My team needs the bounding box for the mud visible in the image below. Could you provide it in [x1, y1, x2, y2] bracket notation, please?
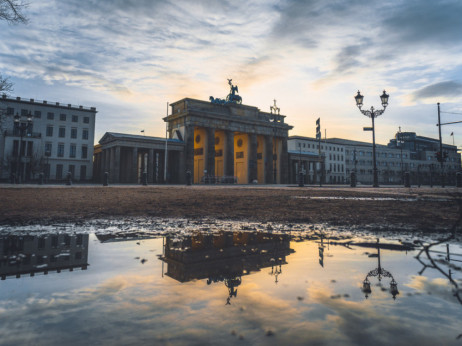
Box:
[0, 185, 460, 231]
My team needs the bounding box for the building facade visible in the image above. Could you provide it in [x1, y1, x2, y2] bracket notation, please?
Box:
[0, 95, 97, 182]
[330, 134, 460, 185]
[288, 136, 344, 184]
[93, 133, 184, 184]
[166, 97, 292, 184]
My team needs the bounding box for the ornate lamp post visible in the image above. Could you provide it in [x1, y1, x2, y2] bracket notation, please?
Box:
[354, 90, 389, 187]
[13, 111, 33, 184]
[361, 238, 399, 300]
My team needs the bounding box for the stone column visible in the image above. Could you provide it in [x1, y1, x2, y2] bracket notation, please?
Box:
[265, 136, 274, 184]
[206, 127, 215, 178]
[280, 137, 289, 184]
[148, 149, 154, 183]
[225, 130, 234, 178]
[132, 147, 138, 183]
[114, 146, 121, 183]
[185, 125, 195, 183]
[101, 149, 107, 179]
[248, 133, 257, 183]
[109, 147, 115, 182]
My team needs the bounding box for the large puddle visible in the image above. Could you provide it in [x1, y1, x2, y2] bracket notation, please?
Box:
[0, 220, 461, 345]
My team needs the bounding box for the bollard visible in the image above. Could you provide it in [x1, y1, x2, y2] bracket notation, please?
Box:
[66, 171, 72, 186]
[142, 172, 148, 186]
[38, 173, 44, 185]
[457, 172, 462, 188]
[186, 170, 191, 186]
[103, 172, 109, 186]
[350, 171, 357, 187]
[404, 172, 410, 187]
[298, 171, 304, 187]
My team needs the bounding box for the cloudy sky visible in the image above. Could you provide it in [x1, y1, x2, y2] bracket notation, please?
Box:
[1, 0, 462, 146]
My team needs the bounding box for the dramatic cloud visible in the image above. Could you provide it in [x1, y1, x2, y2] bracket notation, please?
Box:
[411, 81, 462, 101]
[1, 0, 462, 144]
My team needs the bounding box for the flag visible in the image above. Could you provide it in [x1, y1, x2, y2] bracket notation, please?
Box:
[141, 130, 145, 133]
[450, 132, 454, 136]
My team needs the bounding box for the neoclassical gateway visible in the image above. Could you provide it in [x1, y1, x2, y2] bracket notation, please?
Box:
[94, 81, 294, 184]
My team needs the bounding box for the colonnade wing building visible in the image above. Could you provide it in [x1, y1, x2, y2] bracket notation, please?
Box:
[94, 97, 293, 184]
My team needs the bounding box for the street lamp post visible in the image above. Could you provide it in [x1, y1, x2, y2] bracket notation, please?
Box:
[355, 90, 389, 187]
[13, 112, 33, 184]
[397, 127, 404, 184]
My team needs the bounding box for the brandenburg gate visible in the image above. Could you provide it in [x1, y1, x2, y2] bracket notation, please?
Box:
[166, 80, 293, 184]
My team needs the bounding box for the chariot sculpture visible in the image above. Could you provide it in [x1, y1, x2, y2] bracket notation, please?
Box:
[210, 79, 242, 105]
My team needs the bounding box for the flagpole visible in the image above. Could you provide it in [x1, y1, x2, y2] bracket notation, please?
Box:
[164, 102, 169, 184]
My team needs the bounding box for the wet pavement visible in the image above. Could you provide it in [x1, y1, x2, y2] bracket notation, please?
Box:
[0, 219, 461, 345]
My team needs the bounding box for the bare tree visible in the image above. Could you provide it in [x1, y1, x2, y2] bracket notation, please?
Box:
[1, 1, 28, 94]
[0, 0, 28, 24]
[0, 73, 13, 94]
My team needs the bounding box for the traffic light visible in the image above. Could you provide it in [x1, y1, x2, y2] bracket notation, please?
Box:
[316, 118, 321, 140]
[435, 152, 442, 162]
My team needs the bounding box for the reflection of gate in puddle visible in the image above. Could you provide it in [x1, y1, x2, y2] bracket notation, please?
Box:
[160, 232, 294, 304]
[0, 234, 89, 281]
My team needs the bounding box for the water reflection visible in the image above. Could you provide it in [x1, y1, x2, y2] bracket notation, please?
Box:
[161, 232, 294, 304]
[361, 239, 399, 300]
[0, 226, 461, 345]
[0, 233, 89, 280]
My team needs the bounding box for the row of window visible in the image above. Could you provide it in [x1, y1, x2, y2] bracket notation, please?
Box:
[46, 126, 89, 140]
[329, 154, 344, 161]
[329, 163, 344, 173]
[53, 164, 87, 180]
[6, 107, 90, 123]
[348, 150, 408, 159]
[298, 142, 344, 152]
[44, 142, 88, 159]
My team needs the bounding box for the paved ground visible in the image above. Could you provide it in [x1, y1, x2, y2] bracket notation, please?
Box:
[0, 184, 461, 231]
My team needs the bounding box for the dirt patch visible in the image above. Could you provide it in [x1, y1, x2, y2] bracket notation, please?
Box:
[0, 185, 461, 231]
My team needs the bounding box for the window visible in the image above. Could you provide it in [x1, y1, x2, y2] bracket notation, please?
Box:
[21, 109, 28, 116]
[60, 113, 66, 121]
[68, 165, 75, 177]
[83, 116, 89, 123]
[26, 141, 33, 157]
[56, 164, 63, 179]
[45, 142, 52, 155]
[70, 144, 76, 158]
[59, 127, 65, 138]
[82, 129, 89, 140]
[76, 234, 83, 246]
[81, 145, 88, 159]
[34, 110, 41, 118]
[47, 112, 54, 120]
[71, 128, 77, 139]
[57, 144, 64, 157]
[6, 107, 14, 115]
[46, 126, 53, 137]
[80, 165, 86, 181]
[72, 115, 78, 122]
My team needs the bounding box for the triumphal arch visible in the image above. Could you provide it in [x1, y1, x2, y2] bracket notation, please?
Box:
[166, 80, 293, 184]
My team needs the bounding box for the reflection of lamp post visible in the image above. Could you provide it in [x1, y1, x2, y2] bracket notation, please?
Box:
[269, 261, 282, 283]
[13, 112, 33, 184]
[355, 90, 389, 187]
[361, 238, 399, 300]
